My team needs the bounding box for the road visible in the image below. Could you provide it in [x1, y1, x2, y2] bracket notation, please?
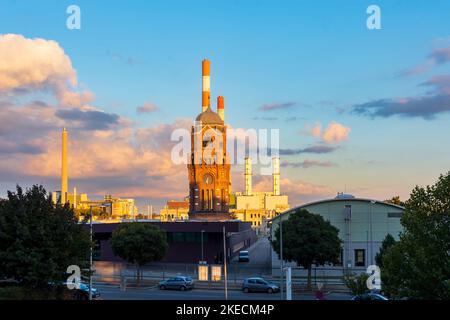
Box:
[240, 236, 271, 266]
[95, 284, 352, 300]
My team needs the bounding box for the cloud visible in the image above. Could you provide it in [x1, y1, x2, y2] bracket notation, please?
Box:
[252, 175, 334, 206]
[259, 102, 295, 111]
[137, 102, 159, 114]
[356, 52, 450, 120]
[0, 34, 91, 108]
[303, 121, 350, 144]
[0, 34, 75, 91]
[285, 116, 301, 122]
[281, 160, 337, 169]
[0, 140, 44, 155]
[309, 123, 322, 137]
[400, 46, 450, 76]
[55, 109, 120, 130]
[0, 34, 194, 206]
[352, 94, 450, 119]
[279, 145, 339, 155]
[322, 122, 351, 143]
[252, 116, 279, 121]
[420, 75, 450, 95]
[429, 47, 450, 64]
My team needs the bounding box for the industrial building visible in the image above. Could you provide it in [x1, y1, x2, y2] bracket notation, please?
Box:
[52, 127, 139, 220]
[159, 199, 190, 221]
[270, 194, 404, 276]
[90, 220, 256, 263]
[230, 157, 289, 229]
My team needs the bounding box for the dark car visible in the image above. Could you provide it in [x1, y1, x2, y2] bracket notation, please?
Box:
[351, 293, 388, 301]
[50, 281, 101, 300]
[242, 277, 279, 293]
[238, 251, 249, 262]
[159, 276, 194, 291]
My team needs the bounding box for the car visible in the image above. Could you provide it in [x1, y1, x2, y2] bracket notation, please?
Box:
[62, 281, 101, 300]
[238, 251, 249, 262]
[242, 277, 279, 293]
[159, 276, 194, 291]
[50, 281, 101, 300]
[351, 292, 388, 301]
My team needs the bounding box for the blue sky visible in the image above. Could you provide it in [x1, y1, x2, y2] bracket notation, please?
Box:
[1, 0, 450, 209]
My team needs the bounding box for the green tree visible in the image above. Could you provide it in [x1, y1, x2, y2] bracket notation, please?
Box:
[384, 196, 405, 207]
[0, 185, 91, 288]
[343, 272, 370, 295]
[374, 234, 396, 269]
[272, 209, 342, 289]
[381, 172, 450, 299]
[110, 223, 168, 286]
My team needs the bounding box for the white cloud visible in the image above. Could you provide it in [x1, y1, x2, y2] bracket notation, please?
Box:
[304, 121, 351, 144]
[322, 121, 351, 143]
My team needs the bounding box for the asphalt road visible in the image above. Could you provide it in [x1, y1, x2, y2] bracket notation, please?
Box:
[95, 284, 352, 300]
[235, 236, 271, 266]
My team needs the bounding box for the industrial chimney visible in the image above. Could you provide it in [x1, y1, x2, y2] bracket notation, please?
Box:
[217, 96, 224, 121]
[202, 59, 210, 112]
[245, 157, 252, 196]
[73, 186, 77, 209]
[61, 127, 68, 204]
[272, 157, 280, 196]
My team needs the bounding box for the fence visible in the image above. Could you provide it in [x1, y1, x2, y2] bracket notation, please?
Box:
[92, 261, 356, 291]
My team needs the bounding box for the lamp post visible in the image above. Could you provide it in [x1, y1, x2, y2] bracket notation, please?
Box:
[223, 226, 228, 300]
[201, 230, 205, 262]
[88, 203, 106, 301]
[89, 206, 93, 301]
[280, 217, 283, 300]
[370, 201, 375, 265]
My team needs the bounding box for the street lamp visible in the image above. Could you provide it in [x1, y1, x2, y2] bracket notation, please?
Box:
[89, 205, 93, 301]
[223, 226, 228, 300]
[280, 217, 284, 300]
[88, 203, 107, 301]
[201, 230, 205, 263]
[370, 201, 375, 265]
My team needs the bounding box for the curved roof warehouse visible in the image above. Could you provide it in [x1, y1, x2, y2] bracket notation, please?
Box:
[270, 195, 404, 275]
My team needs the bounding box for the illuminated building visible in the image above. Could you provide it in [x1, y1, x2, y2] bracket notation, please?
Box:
[187, 59, 231, 220]
[159, 200, 190, 221]
[231, 157, 290, 229]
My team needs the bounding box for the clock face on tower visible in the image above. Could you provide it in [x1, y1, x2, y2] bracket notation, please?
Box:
[203, 174, 213, 185]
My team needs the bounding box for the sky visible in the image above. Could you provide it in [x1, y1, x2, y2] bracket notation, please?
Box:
[1, 0, 450, 212]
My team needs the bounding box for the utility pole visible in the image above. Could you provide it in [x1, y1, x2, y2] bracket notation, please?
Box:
[280, 218, 283, 300]
[89, 206, 93, 301]
[201, 230, 205, 262]
[223, 226, 228, 300]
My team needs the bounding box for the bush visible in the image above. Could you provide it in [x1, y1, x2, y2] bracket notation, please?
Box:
[343, 272, 370, 296]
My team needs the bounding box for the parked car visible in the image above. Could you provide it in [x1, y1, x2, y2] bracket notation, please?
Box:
[242, 277, 279, 293]
[238, 250, 249, 262]
[351, 292, 388, 301]
[50, 281, 100, 300]
[159, 276, 194, 291]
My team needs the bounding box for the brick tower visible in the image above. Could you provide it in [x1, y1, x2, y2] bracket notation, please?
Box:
[187, 59, 231, 220]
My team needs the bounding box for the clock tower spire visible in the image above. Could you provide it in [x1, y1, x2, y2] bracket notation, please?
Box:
[187, 60, 231, 218]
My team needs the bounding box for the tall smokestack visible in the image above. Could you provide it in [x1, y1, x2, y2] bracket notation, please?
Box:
[272, 157, 280, 196]
[245, 157, 252, 196]
[61, 127, 68, 204]
[202, 59, 210, 112]
[217, 96, 224, 121]
[73, 186, 77, 209]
